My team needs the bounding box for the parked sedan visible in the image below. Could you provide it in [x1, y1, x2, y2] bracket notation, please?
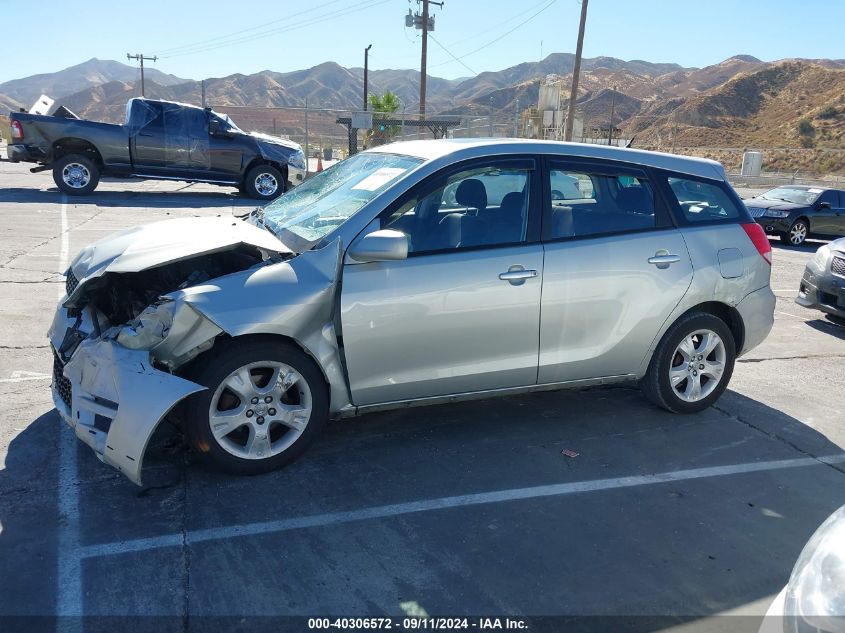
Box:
[796, 237, 845, 323]
[49, 139, 775, 485]
[746, 185, 845, 246]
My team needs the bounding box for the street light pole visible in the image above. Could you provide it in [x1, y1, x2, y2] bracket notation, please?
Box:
[363, 44, 373, 111]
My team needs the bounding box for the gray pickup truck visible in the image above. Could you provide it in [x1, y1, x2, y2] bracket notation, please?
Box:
[7, 98, 306, 199]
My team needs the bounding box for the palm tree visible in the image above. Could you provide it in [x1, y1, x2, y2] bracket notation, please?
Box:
[367, 90, 401, 147]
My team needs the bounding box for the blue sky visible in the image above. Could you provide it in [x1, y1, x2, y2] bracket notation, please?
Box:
[3, 0, 845, 83]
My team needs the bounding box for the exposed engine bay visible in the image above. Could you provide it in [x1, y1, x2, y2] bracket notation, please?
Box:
[69, 245, 268, 325]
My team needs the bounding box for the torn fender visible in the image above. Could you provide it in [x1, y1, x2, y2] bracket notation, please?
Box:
[170, 239, 352, 412]
[62, 338, 205, 485]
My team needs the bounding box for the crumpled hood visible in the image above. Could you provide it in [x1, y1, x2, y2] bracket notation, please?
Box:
[249, 131, 302, 151]
[745, 198, 806, 211]
[67, 216, 290, 293]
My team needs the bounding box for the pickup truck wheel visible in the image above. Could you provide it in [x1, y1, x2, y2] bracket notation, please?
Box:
[244, 164, 284, 200]
[53, 154, 99, 195]
[184, 339, 328, 476]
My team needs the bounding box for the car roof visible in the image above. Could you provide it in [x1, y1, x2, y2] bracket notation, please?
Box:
[775, 185, 839, 192]
[369, 138, 727, 180]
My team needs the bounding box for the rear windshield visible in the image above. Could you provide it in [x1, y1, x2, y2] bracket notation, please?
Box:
[666, 176, 744, 223]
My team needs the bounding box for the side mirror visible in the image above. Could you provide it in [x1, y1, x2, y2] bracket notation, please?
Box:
[348, 229, 408, 263]
[209, 119, 232, 138]
[817, 201, 832, 209]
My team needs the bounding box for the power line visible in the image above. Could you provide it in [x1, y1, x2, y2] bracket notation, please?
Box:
[157, 0, 393, 59]
[153, 0, 351, 56]
[428, 0, 557, 69]
[428, 34, 477, 76]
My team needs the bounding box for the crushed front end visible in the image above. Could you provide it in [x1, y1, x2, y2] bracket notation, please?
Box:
[48, 216, 292, 485]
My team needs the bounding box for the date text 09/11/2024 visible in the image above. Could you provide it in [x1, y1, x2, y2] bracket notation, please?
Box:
[307, 617, 529, 630]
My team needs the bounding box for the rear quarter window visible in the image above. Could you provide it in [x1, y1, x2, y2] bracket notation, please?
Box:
[666, 176, 745, 223]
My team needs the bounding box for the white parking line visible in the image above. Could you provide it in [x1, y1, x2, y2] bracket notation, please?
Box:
[80, 453, 845, 560]
[55, 195, 83, 627]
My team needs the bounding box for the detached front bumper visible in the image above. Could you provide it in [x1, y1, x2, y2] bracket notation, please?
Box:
[796, 267, 845, 319]
[49, 309, 205, 485]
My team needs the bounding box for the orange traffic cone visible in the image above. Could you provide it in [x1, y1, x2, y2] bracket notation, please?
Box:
[316, 155, 323, 172]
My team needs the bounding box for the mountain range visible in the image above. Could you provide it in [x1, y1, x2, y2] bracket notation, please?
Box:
[2, 55, 844, 173]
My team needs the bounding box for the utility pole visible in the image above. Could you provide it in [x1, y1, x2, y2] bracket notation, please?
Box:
[513, 95, 519, 137]
[126, 53, 157, 97]
[563, 0, 588, 142]
[304, 96, 309, 177]
[420, 0, 430, 118]
[607, 86, 617, 146]
[407, 0, 443, 118]
[363, 44, 373, 111]
[201, 79, 206, 108]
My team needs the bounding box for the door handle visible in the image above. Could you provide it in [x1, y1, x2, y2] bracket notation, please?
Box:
[137, 132, 154, 137]
[499, 269, 538, 284]
[647, 253, 681, 269]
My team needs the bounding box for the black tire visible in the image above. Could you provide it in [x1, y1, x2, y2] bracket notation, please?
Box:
[244, 164, 285, 200]
[639, 312, 736, 414]
[53, 154, 100, 196]
[781, 218, 809, 246]
[183, 338, 328, 476]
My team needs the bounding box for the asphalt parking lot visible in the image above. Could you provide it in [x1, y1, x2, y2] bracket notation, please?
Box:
[0, 159, 844, 633]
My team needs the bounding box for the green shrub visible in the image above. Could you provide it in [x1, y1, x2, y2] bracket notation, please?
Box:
[798, 119, 815, 136]
[818, 106, 839, 119]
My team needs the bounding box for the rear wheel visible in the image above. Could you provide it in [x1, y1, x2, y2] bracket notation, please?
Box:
[53, 154, 100, 196]
[640, 312, 736, 414]
[781, 218, 809, 246]
[184, 339, 328, 476]
[244, 164, 284, 200]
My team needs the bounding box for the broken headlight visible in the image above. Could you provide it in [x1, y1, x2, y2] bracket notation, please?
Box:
[115, 300, 176, 350]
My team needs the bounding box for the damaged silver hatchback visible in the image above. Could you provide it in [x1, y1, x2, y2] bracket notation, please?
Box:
[50, 139, 776, 485]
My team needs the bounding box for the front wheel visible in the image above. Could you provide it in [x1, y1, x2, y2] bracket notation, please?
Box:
[640, 312, 736, 414]
[244, 164, 285, 200]
[184, 339, 328, 476]
[781, 219, 809, 246]
[53, 154, 100, 196]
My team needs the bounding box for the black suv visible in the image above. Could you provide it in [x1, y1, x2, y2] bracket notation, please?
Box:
[745, 185, 845, 246]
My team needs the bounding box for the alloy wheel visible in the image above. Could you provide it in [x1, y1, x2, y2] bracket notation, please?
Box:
[789, 222, 808, 245]
[208, 361, 312, 460]
[668, 329, 727, 403]
[254, 172, 278, 197]
[62, 163, 91, 189]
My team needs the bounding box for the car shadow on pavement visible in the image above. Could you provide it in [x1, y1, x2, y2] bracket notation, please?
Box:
[0, 187, 260, 209]
[805, 317, 845, 340]
[0, 387, 844, 631]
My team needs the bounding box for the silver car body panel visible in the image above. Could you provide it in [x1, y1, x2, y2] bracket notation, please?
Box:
[341, 244, 544, 405]
[48, 139, 774, 485]
[171, 240, 351, 414]
[539, 229, 694, 383]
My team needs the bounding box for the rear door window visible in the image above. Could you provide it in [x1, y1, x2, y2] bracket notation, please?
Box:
[545, 166, 656, 239]
[666, 176, 744, 223]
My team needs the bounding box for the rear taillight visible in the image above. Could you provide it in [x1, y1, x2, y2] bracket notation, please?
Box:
[10, 120, 23, 140]
[741, 222, 772, 265]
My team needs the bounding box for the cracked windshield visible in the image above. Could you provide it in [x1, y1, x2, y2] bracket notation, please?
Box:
[262, 152, 421, 247]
